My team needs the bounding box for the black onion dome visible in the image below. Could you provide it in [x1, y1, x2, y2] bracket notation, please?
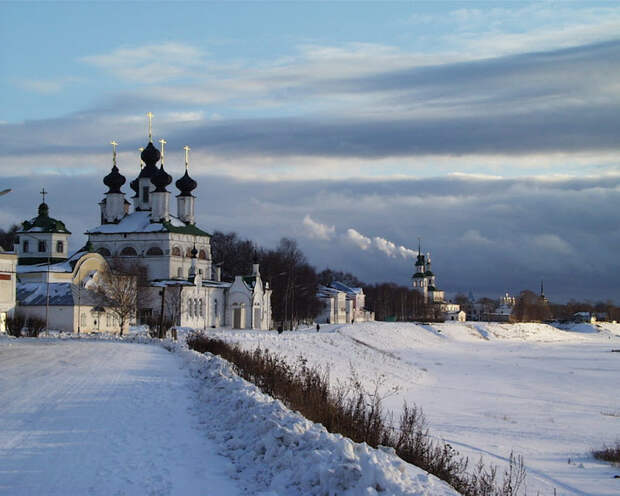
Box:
[129, 177, 139, 196]
[151, 165, 172, 192]
[138, 142, 161, 178]
[103, 165, 126, 194]
[175, 169, 197, 196]
[191, 245, 198, 258]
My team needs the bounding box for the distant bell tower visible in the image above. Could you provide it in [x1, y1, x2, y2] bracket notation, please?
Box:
[412, 238, 428, 303]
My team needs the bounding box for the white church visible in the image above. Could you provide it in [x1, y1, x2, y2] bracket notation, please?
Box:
[14, 117, 272, 333]
[412, 244, 465, 322]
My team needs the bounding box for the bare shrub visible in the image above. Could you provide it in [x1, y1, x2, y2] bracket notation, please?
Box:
[187, 334, 528, 496]
[5, 314, 25, 337]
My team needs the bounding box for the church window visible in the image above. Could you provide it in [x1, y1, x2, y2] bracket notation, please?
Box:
[142, 186, 149, 203]
[38, 241, 46, 252]
[186, 248, 192, 257]
[56, 241, 64, 253]
[214, 299, 218, 318]
[198, 250, 207, 260]
[97, 247, 111, 256]
[23, 240, 29, 253]
[177, 267, 183, 278]
[199, 299, 203, 317]
[188, 299, 194, 318]
[172, 246, 181, 256]
[146, 246, 163, 256]
[120, 246, 137, 256]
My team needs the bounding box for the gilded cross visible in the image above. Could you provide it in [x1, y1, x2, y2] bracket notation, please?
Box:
[138, 147, 144, 168]
[40, 187, 47, 203]
[110, 140, 119, 167]
[147, 112, 154, 142]
[184, 145, 190, 170]
[159, 138, 167, 165]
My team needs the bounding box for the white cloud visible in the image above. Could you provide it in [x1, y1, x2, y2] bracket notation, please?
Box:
[373, 236, 398, 257]
[81, 42, 206, 83]
[302, 215, 335, 240]
[18, 77, 79, 94]
[531, 234, 574, 255]
[344, 228, 372, 250]
[342, 228, 417, 260]
[461, 229, 493, 245]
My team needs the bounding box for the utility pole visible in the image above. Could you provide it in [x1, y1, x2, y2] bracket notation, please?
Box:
[158, 285, 166, 339]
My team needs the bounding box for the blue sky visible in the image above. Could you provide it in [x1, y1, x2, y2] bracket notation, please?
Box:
[1, 1, 620, 301]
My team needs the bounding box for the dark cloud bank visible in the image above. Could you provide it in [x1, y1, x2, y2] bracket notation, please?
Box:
[2, 40, 620, 159]
[3, 173, 619, 303]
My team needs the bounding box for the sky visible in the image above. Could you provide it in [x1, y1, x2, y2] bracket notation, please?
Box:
[1, 1, 619, 302]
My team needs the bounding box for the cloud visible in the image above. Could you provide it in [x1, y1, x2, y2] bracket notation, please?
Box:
[302, 215, 335, 240]
[531, 234, 574, 255]
[461, 229, 493, 245]
[3, 172, 620, 302]
[344, 228, 372, 250]
[81, 42, 206, 83]
[342, 229, 418, 260]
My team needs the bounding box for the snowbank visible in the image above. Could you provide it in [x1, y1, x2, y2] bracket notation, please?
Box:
[173, 341, 460, 496]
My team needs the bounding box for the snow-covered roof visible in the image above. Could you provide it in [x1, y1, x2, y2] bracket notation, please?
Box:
[17, 282, 102, 306]
[87, 211, 210, 237]
[331, 281, 363, 295]
[16, 249, 93, 274]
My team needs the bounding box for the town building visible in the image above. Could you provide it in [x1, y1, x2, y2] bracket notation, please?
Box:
[10, 116, 272, 334]
[0, 251, 17, 332]
[13, 196, 121, 333]
[317, 281, 374, 324]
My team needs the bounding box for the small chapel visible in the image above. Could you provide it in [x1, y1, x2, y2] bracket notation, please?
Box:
[14, 114, 272, 333]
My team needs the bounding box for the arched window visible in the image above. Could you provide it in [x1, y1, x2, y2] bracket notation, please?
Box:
[198, 249, 207, 260]
[188, 299, 194, 318]
[97, 247, 111, 256]
[146, 246, 163, 256]
[199, 299, 203, 317]
[171, 246, 181, 256]
[214, 299, 218, 318]
[186, 248, 192, 257]
[120, 246, 137, 256]
[177, 267, 183, 278]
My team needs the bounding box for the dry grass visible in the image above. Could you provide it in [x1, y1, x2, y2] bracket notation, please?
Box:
[187, 333, 528, 496]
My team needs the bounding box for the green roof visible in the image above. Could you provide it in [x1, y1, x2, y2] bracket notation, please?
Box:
[424, 270, 434, 276]
[20, 203, 71, 235]
[161, 220, 210, 237]
[412, 272, 424, 279]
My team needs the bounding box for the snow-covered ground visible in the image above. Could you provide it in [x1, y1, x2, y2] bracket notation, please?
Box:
[205, 321, 620, 496]
[0, 335, 460, 495]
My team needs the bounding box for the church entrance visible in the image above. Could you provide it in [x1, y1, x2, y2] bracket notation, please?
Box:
[233, 308, 242, 329]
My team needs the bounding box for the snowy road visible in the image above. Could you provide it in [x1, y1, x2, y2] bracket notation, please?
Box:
[0, 339, 241, 496]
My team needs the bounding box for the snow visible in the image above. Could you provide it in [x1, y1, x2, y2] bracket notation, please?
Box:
[0, 335, 460, 495]
[206, 321, 620, 496]
[87, 210, 186, 234]
[0, 339, 242, 496]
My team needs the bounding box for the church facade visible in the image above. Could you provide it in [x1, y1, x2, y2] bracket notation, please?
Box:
[85, 123, 272, 331]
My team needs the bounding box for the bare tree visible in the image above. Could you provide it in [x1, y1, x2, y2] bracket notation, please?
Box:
[96, 263, 138, 336]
